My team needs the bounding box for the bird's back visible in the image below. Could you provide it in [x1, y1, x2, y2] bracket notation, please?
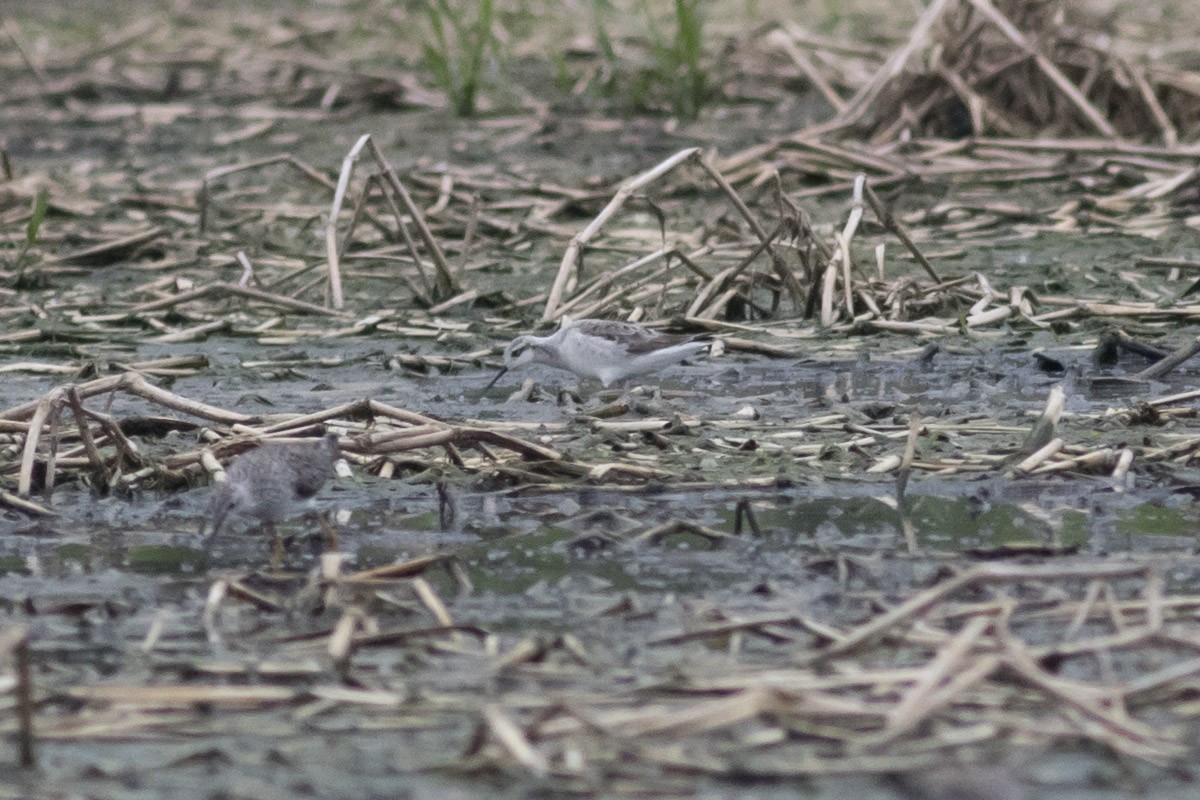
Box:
[221, 436, 337, 518]
[561, 320, 710, 385]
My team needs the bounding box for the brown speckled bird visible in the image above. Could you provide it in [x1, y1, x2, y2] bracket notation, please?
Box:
[201, 434, 339, 551]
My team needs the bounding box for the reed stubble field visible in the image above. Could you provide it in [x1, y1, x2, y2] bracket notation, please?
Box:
[3, 0, 1200, 797]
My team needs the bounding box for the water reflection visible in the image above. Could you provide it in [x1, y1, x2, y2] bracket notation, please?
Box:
[0, 480, 1193, 587]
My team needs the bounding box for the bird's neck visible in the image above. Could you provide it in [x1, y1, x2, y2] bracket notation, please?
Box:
[530, 333, 566, 368]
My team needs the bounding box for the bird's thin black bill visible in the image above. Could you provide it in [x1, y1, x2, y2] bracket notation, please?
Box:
[484, 366, 508, 390]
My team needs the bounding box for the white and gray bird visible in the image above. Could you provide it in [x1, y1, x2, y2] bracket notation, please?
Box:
[486, 317, 715, 389]
[201, 433, 340, 551]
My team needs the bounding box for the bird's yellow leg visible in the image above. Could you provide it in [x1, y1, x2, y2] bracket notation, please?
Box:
[269, 523, 284, 571]
[321, 512, 340, 552]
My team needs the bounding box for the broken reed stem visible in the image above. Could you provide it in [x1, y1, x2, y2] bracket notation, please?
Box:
[17, 391, 59, 496]
[820, 255, 838, 326]
[255, 400, 379, 434]
[1111, 448, 1135, 483]
[831, 0, 954, 129]
[366, 137, 458, 299]
[234, 250, 257, 288]
[374, 172, 436, 300]
[204, 153, 336, 192]
[1010, 437, 1065, 474]
[995, 619, 1175, 760]
[359, 423, 449, 450]
[895, 409, 922, 499]
[839, 232, 854, 321]
[411, 577, 455, 628]
[1028, 447, 1115, 475]
[1114, 330, 1169, 362]
[821, 176, 864, 326]
[570, 265, 677, 320]
[459, 194, 480, 278]
[201, 153, 337, 234]
[707, 171, 806, 307]
[543, 146, 702, 321]
[819, 561, 1154, 659]
[326, 133, 372, 309]
[64, 386, 105, 476]
[872, 613, 994, 746]
[0, 492, 53, 517]
[366, 399, 444, 427]
[698, 154, 769, 241]
[351, 418, 560, 462]
[123, 373, 253, 425]
[337, 172, 382, 267]
[555, 247, 674, 318]
[345, 553, 453, 582]
[482, 704, 550, 776]
[43, 401, 61, 503]
[1018, 385, 1065, 455]
[129, 281, 345, 317]
[689, 224, 784, 318]
[1124, 59, 1177, 147]
[770, 24, 846, 112]
[3, 20, 47, 87]
[966, 0, 1117, 138]
[222, 282, 343, 316]
[863, 179, 941, 282]
[1134, 335, 1200, 381]
[80, 408, 141, 469]
[328, 608, 360, 667]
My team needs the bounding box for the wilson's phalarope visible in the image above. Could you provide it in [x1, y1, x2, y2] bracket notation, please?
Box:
[486, 318, 714, 388]
[201, 433, 340, 550]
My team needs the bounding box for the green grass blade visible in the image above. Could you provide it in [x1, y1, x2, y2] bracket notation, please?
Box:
[25, 188, 49, 244]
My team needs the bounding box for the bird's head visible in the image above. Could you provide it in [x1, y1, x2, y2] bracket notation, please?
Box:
[202, 479, 250, 541]
[485, 333, 546, 390]
[502, 335, 539, 369]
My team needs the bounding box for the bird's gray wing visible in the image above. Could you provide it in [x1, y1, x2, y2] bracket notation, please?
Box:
[571, 319, 699, 355]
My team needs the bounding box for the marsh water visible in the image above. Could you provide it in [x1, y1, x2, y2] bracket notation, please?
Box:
[6, 1, 1200, 797]
[5, 320, 1200, 798]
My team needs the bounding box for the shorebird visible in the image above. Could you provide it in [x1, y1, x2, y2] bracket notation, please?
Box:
[200, 433, 340, 554]
[486, 317, 714, 389]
